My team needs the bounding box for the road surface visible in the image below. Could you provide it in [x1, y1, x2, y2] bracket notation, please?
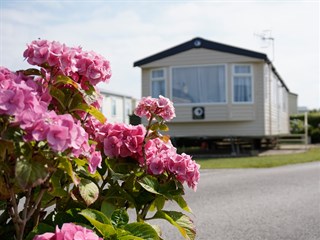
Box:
[150, 162, 320, 240]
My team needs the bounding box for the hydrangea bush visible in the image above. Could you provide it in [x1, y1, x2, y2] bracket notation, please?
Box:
[0, 40, 200, 240]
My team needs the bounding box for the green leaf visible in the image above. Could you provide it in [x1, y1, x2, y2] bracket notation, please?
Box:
[158, 180, 184, 198]
[55, 75, 79, 89]
[17, 142, 32, 160]
[58, 157, 80, 186]
[53, 208, 85, 226]
[172, 195, 192, 213]
[22, 68, 42, 76]
[150, 123, 159, 131]
[101, 200, 117, 219]
[79, 179, 99, 206]
[150, 196, 165, 212]
[124, 222, 160, 240]
[49, 170, 68, 197]
[25, 223, 55, 240]
[117, 235, 144, 240]
[159, 123, 169, 131]
[116, 229, 144, 240]
[111, 209, 129, 228]
[138, 176, 160, 195]
[71, 103, 106, 124]
[80, 208, 112, 225]
[73, 158, 87, 167]
[50, 86, 66, 110]
[15, 158, 49, 189]
[80, 209, 115, 238]
[152, 210, 196, 240]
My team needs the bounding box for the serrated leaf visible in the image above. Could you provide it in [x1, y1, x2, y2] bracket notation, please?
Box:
[50, 86, 66, 109]
[15, 158, 49, 189]
[116, 229, 144, 240]
[80, 209, 115, 238]
[22, 68, 42, 76]
[138, 176, 160, 195]
[150, 196, 165, 212]
[124, 222, 160, 240]
[152, 210, 196, 240]
[111, 209, 129, 228]
[79, 179, 99, 206]
[71, 103, 106, 124]
[150, 123, 159, 131]
[73, 158, 87, 167]
[159, 123, 169, 131]
[49, 170, 68, 197]
[117, 235, 144, 240]
[158, 180, 183, 198]
[55, 75, 79, 89]
[58, 157, 80, 186]
[80, 208, 112, 224]
[101, 200, 117, 219]
[172, 195, 192, 213]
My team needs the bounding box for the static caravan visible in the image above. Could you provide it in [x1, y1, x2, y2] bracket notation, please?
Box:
[134, 37, 297, 151]
[100, 90, 137, 124]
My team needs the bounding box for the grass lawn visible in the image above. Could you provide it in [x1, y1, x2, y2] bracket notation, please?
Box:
[195, 147, 320, 169]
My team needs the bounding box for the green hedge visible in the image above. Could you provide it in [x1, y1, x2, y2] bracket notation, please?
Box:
[290, 113, 320, 143]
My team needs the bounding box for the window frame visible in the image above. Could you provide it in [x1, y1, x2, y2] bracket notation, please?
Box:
[111, 98, 117, 117]
[169, 64, 228, 106]
[232, 64, 254, 104]
[150, 68, 166, 98]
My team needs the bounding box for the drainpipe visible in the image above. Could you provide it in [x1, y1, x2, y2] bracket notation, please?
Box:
[304, 112, 308, 148]
[122, 96, 126, 123]
[268, 63, 272, 136]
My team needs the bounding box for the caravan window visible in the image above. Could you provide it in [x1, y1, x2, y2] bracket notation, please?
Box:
[151, 69, 165, 98]
[232, 65, 253, 103]
[172, 65, 226, 104]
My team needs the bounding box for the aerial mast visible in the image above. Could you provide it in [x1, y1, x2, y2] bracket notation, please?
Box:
[255, 30, 275, 62]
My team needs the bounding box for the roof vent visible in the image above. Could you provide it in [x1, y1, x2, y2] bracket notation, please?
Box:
[194, 39, 202, 47]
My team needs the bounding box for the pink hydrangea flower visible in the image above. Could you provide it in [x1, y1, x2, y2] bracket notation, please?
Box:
[168, 153, 200, 191]
[134, 96, 175, 121]
[149, 156, 165, 175]
[0, 70, 49, 123]
[155, 95, 176, 121]
[76, 51, 112, 86]
[0, 88, 25, 115]
[0, 67, 16, 89]
[23, 39, 112, 86]
[144, 138, 176, 174]
[88, 149, 102, 174]
[23, 39, 51, 66]
[144, 138, 200, 191]
[102, 123, 146, 159]
[33, 222, 102, 240]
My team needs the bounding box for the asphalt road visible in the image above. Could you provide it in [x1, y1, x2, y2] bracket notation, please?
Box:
[150, 162, 320, 240]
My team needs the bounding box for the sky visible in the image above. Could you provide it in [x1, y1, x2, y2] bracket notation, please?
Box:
[1, 0, 319, 110]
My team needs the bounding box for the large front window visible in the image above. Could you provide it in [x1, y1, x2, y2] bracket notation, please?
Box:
[172, 65, 226, 104]
[233, 65, 253, 103]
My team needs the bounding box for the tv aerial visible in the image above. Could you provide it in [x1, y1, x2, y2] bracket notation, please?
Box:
[254, 30, 275, 62]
